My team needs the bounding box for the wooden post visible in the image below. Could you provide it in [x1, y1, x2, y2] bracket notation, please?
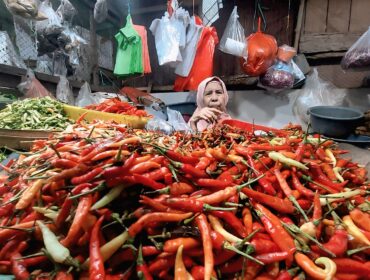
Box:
[294, 0, 305, 50]
[90, 10, 99, 86]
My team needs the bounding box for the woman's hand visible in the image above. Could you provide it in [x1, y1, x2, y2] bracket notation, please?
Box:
[189, 107, 223, 131]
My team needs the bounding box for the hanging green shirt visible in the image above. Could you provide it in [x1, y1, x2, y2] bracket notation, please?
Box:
[114, 15, 143, 77]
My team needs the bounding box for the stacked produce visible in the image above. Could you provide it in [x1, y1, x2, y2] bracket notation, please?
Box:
[0, 97, 72, 130]
[85, 98, 150, 117]
[0, 121, 368, 279]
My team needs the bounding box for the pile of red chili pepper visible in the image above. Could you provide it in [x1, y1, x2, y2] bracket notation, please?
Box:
[0, 121, 369, 280]
[84, 98, 150, 117]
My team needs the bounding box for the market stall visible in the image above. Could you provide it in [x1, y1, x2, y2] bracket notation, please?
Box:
[0, 0, 369, 279]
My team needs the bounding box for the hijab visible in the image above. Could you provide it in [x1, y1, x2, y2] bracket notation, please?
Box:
[191, 76, 231, 131]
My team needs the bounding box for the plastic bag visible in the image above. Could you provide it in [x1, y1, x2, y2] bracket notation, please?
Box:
[174, 16, 219, 91]
[146, 108, 191, 134]
[56, 76, 74, 105]
[94, 0, 108, 23]
[240, 19, 277, 76]
[75, 82, 95, 107]
[56, 0, 76, 23]
[219, 6, 246, 57]
[36, 0, 62, 34]
[17, 69, 54, 98]
[260, 61, 295, 90]
[341, 26, 370, 71]
[3, 0, 47, 20]
[291, 68, 345, 124]
[150, 8, 190, 66]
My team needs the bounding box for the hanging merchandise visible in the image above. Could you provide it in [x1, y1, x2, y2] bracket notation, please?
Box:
[291, 68, 345, 124]
[35, 0, 62, 34]
[259, 45, 297, 91]
[240, 18, 277, 76]
[175, 16, 203, 77]
[219, 6, 246, 57]
[3, 0, 47, 20]
[56, 0, 77, 23]
[150, 7, 190, 66]
[133, 24, 152, 74]
[94, 0, 108, 23]
[341, 26, 370, 71]
[174, 16, 219, 91]
[75, 82, 94, 107]
[17, 69, 54, 98]
[200, 0, 223, 27]
[56, 75, 74, 105]
[114, 15, 143, 77]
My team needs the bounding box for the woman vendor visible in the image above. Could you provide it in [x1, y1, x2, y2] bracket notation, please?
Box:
[188, 76, 231, 131]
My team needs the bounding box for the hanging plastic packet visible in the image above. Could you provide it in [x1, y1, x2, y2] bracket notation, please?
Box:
[219, 6, 246, 58]
[36, 0, 62, 34]
[3, 0, 47, 20]
[17, 69, 54, 98]
[341, 26, 370, 71]
[56, 0, 77, 23]
[94, 0, 108, 23]
[56, 75, 74, 105]
[259, 45, 297, 91]
[240, 18, 277, 76]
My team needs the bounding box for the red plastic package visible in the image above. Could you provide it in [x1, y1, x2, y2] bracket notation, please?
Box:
[240, 18, 277, 76]
[174, 16, 219, 92]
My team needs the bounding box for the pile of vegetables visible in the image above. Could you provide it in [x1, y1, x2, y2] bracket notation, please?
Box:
[0, 121, 368, 279]
[0, 92, 17, 103]
[0, 97, 72, 130]
[85, 98, 150, 117]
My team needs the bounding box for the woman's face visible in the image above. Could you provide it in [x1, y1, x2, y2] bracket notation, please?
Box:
[203, 81, 225, 110]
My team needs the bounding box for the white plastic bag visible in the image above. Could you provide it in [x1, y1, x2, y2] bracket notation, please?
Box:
[35, 0, 62, 34]
[94, 0, 108, 23]
[56, 0, 77, 23]
[291, 68, 345, 124]
[219, 6, 246, 57]
[17, 69, 54, 98]
[75, 82, 95, 107]
[145, 108, 191, 134]
[150, 9, 190, 66]
[56, 76, 74, 105]
[341, 26, 370, 71]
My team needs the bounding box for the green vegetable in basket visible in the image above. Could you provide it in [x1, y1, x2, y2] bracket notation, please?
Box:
[0, 97, 73, 130]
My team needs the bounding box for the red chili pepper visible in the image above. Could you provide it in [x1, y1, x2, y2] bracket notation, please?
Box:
[241, 188, 295, 214]
[312, 192, 323, 238]
[311, 228, 348, 257]
[22, 255, 48, 267]
[49, 163, 89, 184]
[165, 150, 199, 164]
[242, 207, 253, 235]
[136, 245, 153, 280]
[133, 174, 165, 190]
[291, 172, 314, 198]
[210, 230, 226, 250]
[210, 210, 247, 238]
[142, 167, 170, 181]
[128, 212, 192, 237]
[172, 162, 207, 178]
[213, 249, 236, 265]
[139, 195, 172, 213]
[248, 143, 291, 151]
[250, 238, 281, 254]
[321, 163, 337, 181]
[129, 161, 161, 174]
[51, 159, 78, 169]
[164, 173, 173, 185]
[61, 194, 93, 247]
[310, 165, 348, 191]
[297, 199, 311, 210]
[103, 152, 138, 179]
[333, 258, 370, 277]
[148, 255, 193, 274]
[336, 158, 349, 168]
[164, 197, 204, 212]
[195, 157, 212, 170]
[11, 253, 29, 280]
[55, 271, 74, 280]
[315, 147, 330, 162]
[255, 251, 289, 264]
[190, 189, 212, 197]
[168, 182, 195, 196]
[195, 214, 213, 280]
[89, 216, 105, 280]
[71, 167, 103, 185]
[246, 154, 276, 195]
[196, 178, 231, 191]
[254, 203, 296, 267]
[350, 208, 370, 232]
[163, 237, 201, 253]
[334, 273, 360, 280]
[0, 239, 19, 259]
